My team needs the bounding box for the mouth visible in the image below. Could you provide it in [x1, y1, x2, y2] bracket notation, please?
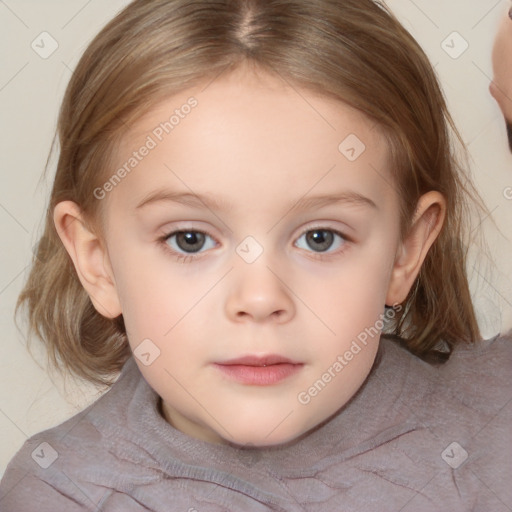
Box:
[213, 355, 304, 386]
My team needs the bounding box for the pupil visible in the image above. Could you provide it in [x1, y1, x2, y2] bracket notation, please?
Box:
[176, 232, 205, 253]
[307, 230, 333, 252]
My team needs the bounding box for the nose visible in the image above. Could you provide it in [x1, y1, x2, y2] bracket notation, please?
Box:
[225, 261, 296, 324]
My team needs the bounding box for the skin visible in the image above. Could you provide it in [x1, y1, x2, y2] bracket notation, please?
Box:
[54, 66, 445, 447]
[490, 4, 512, 150]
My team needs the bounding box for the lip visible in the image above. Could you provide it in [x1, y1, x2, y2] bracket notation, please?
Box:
[214, 354, 303, 386]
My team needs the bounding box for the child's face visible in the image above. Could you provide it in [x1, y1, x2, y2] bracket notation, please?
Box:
[102, 68, 404, 446]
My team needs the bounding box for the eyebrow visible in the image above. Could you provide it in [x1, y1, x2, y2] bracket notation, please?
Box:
[135, 189, 378, 212]
[136, 190, 227, 212]
[294, 192, 378, 210]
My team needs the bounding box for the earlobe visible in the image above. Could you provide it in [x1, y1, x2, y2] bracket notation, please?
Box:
[53, 201, 122, 319]
[386, 191, 446, 306]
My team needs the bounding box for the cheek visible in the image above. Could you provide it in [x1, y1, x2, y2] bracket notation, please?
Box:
[109, 244, 205, 343]
[493, 25, 512, 85]
[294, 255, 394, 416]
[306, 244, 396, 326]
[110, 220, 398, 349]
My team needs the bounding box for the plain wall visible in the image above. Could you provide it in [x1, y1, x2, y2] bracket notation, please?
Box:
[1, 0, 511, 477]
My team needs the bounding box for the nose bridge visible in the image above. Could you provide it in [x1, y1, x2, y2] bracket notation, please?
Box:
[225, 246, 295, 323]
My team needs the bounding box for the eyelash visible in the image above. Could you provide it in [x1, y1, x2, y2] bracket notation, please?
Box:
[157, 227, 350, 263]
[173, 253, 198, 264]
[157, 229, 214, 264]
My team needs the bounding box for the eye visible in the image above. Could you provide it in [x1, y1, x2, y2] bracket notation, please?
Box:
[295, 229, 346, 253]
[165, 230, 216, 254]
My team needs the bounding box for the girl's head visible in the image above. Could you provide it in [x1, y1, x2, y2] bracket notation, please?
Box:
[19, 0, 481, 446]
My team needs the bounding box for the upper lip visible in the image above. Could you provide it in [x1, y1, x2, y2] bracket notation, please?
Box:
[216, 355, 301, 366]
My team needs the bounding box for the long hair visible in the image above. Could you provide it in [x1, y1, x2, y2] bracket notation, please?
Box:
[17, 0, 482, 385]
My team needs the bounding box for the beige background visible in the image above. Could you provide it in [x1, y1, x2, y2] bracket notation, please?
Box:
[0, 0, 511, 476]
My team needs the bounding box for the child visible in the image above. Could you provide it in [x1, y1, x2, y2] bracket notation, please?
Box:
[1, 0, 511, 510]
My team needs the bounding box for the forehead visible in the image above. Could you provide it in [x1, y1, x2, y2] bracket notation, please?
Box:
[110, 68, 396, 212]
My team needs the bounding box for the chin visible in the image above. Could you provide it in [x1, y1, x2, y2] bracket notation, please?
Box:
[225, 432, 299, 449]
[219, 418, 315, 449]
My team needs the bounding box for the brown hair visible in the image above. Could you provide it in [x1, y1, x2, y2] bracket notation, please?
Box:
[17, 0, 483, 385]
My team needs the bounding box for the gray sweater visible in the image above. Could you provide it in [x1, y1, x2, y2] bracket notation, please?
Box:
[1, 335, 511, 511]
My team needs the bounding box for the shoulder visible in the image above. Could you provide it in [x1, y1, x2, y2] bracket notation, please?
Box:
[0, 358, 145, 511]
[443, 331, 512, 380]
[0, 403, 111, 511]
[379, 333, 512, 509]
[386, 331, 512, 446]
[432, 332, 512, 430]
[379, 331, 512, 409]
[439, 333, 512, 509]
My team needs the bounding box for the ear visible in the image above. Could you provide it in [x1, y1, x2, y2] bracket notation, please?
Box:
[53, 201, 122, 319]
[386, 191, 446, 306]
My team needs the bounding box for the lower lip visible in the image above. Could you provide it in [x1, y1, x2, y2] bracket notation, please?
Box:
[214, 363, 303, 385]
